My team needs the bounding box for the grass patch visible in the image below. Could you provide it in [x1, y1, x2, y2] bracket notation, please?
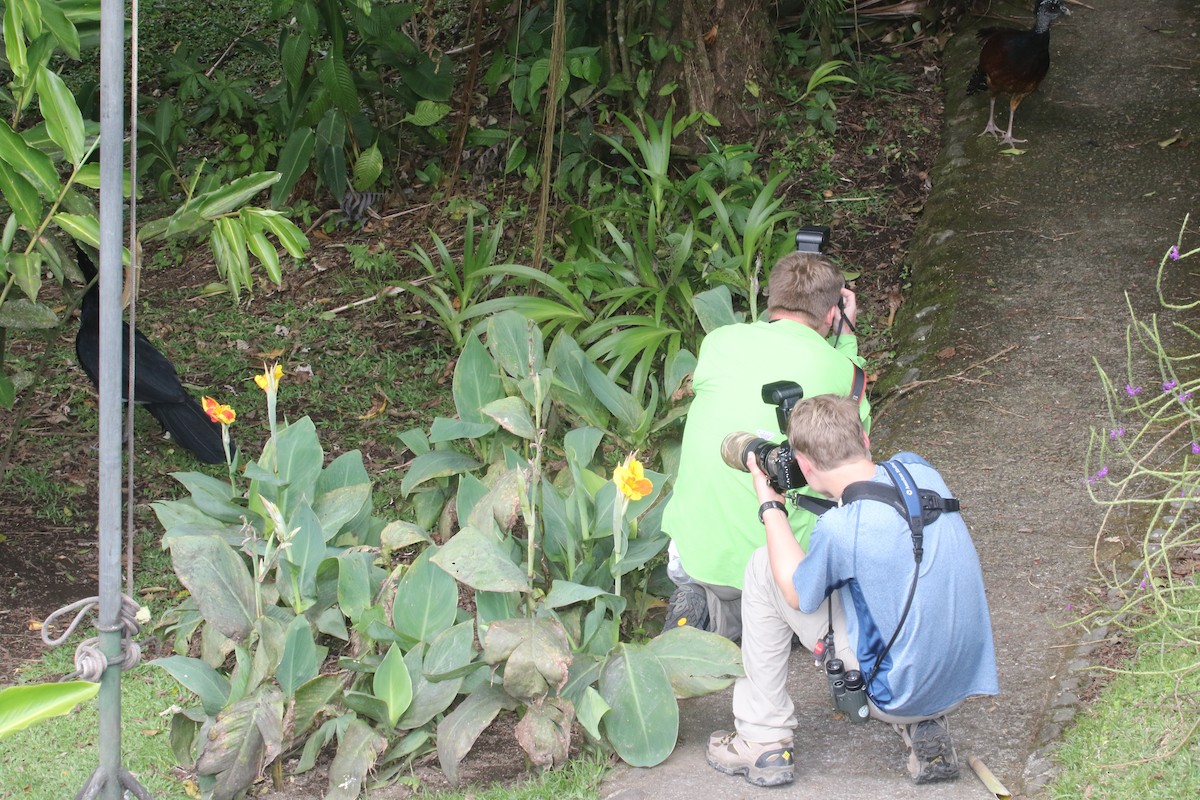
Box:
[1051, 600, 1200, 799]
[0, 655, 189, 800]
[414, 756, 608, 800]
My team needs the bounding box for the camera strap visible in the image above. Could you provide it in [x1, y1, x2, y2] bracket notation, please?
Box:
[800, 460, 960, 704]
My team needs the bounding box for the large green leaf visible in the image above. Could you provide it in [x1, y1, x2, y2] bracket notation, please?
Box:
[0, 297, 57, 329]
[320, 53, 358, 116]
[430, 524, 529, 593]
[336, 549, 372, 622]
[194, 172, 281, 219]
[486, 309, 546, 378]
[270, 127, 316, 209]
[645, 626, 744, 698]
[291, 674, 346, 739]
[278, 501, 325, 608]
[151, 655, 231, 716]
[0, 164, 43, 237]
[313, 483, 370, 540]
[324, 717, 386, 800]
[436, 685, 517, 786]
[166, 535, 257, 642]
[598, 643, 678, 767]
[277, 616, 320, 698]
[0, 118, 59, 196]
[399, 621, 474, 728]
[253, 209, 308, 257]
[0, 681, 98, 740]
[269, 416, 324, 516]
[393, 546, 458, 643]
[315, 108, 347, 202]
[692, 285, 740, 333]
[38, 0, 80, 59]
[543, 580, 610, 610]
[35, 66, 85, 167]
[453, 335, 504, 425]
[480, 396, 537, 440]
[171, 471, 245, 523]
[399, 449, 480, 496]
[482, 617, 571, 703]
[374, 644, 413, 727]
[351, 142, 383, 192]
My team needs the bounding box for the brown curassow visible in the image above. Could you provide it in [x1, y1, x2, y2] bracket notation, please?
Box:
[967, 0, 1071, 146]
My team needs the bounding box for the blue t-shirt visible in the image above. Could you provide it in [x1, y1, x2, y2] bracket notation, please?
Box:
[793, 453, 999, 717]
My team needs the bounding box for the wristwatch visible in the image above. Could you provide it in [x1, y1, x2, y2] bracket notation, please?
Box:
[759, 500, 788, 523]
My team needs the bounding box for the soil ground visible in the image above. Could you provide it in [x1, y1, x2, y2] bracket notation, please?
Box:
[2, 1, 1198, 797]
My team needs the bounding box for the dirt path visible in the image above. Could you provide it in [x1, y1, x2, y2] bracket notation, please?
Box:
[601, 2, 1200, 798]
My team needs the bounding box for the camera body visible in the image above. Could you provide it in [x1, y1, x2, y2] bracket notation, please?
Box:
[825, 659, 869, 723]
[719, 379, 808, 494]
[795, 225, 831, 254]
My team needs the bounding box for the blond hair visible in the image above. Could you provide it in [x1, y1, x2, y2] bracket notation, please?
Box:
[787, 394, 870, 470]
[766, 252, 844, 322]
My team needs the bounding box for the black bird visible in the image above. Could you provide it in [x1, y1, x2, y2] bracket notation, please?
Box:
[967, 0, 1070, 147]
[74, 245, 230, 464]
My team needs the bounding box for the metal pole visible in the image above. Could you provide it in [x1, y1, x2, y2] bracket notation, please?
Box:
[94, 0, 125, 797]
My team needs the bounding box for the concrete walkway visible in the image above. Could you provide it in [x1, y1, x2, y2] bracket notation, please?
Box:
[600, 2, 1200, 798]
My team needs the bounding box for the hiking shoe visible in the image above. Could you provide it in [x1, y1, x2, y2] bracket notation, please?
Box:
[904, 716, 959, 784]
[663, 582, 709, 632]
[706, 730, 795, 787]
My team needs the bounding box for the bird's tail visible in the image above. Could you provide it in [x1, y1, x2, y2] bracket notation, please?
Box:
[145, 396, 231, 464]
[966, 67, 989, 96]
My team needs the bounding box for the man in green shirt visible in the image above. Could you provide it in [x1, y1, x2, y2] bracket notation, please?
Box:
[661, 251, 871, 639]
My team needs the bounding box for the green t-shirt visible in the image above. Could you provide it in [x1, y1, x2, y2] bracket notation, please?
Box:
[662, 319, 870, 589]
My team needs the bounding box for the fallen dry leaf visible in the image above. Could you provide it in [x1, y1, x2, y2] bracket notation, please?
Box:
[936, 346, 956, 360]
[358, 392, 389, 420]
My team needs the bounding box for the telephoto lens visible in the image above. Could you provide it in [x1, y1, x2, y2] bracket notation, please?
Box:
[719, 431, 770, 473]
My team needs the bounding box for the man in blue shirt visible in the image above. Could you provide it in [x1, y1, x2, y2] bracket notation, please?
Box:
[707, 394, 999, 787]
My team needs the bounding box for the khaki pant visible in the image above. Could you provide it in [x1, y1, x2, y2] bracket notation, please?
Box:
[733, 547, 949, 742]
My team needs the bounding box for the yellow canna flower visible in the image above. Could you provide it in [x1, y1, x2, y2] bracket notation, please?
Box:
[614, 454, 653, 502]
[201, 396, 236, 425]
[254, 362, 284, 392]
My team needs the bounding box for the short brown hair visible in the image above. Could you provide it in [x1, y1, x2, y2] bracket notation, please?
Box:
[766, 252, 844, 322]
[787, 394, 870, 470]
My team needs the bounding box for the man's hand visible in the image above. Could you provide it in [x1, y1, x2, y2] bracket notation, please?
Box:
[839, 287, 858, 328]
[747, 454, 786, 506]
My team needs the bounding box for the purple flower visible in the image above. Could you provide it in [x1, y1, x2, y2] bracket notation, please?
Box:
[1181, 392, 1193, 404]
[1110, 427, 1125, 440]
[1087, 466, 1109, 485]
[1125, 384, 1143, 397]
[1192, 442, 1200, 455]
[1163, 379, 1178, 392]
[1168, 245, 1181, 261]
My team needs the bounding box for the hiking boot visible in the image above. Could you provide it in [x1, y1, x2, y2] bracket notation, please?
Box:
[663, 582, 709, 632]
[706, 730, 795, 787]
[903, 716, 959, 784]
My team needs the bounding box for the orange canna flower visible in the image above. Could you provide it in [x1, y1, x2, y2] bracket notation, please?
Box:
[201, 396, 236, 425]
[254, 362, 284, 392]
[614, 455, 653, 502]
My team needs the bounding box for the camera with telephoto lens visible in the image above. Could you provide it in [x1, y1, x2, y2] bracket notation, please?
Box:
[719, 380, 808, 494]
[824, 659, 869, 723]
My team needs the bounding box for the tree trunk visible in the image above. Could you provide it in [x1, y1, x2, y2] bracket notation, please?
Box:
[651, 0, 776, 132]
